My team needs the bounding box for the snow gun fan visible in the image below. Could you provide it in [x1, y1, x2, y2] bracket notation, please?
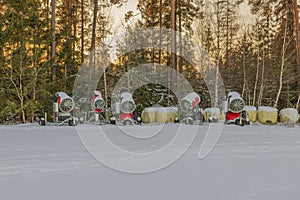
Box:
[225, 91, 249, 126]
[90, 91, 105, 123]
[91, 91, 105, 112]
[180, 92, 202, 124]
[119, 92, 136, 125]
[228, 92, 245, 113]
[53, 92, 77, 126]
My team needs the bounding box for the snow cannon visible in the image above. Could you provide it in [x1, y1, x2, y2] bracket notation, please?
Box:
[53, 92, 76, 125]
[54, 92, 75, 114]
[90, 91, 105, 123]
[180, 92, 202, 124]
[225, 91, 248, 126]
[120, 92, 136, 125]
[180, 92, 201, 114]
[91, 91, 105, 113]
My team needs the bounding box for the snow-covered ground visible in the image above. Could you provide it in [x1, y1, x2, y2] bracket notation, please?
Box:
[0, 123, 300, 200]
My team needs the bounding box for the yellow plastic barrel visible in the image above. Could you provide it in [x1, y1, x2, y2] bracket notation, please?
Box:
[155, 107, 168, 123]
[166, 107, 179, 123]
[258, 106, 278, 125]
[245, 106, 257, 123]
[203, 108, 221, 122]
[218, 112, 225, 122]
[141, 107, 157, 123]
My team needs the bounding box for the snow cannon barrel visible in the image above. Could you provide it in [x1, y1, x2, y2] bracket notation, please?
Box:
[91, 91, 105, 112]
[180, 92, 201, 114]
[55, 92, 75, 113]
[228, 91, 245, 113]
[120, 92, 136, 114]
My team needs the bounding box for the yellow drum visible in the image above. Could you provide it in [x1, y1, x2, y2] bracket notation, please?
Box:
[155, 107, 168, 123]
[203, 108, 221, 122]
[141, 107, 157, 123]
[166, 107, 179, 123]
[245, 106, 257, 123]
[258, 106, 278, 125]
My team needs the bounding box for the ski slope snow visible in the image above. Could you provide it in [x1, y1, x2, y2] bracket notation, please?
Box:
[0, 123, 299, 200]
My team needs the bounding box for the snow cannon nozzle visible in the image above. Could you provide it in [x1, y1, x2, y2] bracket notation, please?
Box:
[120, 92, 136, 114]
[54, 92, 75, 113]
[180, 92, 201, 114]
[91, 91, 105, 112]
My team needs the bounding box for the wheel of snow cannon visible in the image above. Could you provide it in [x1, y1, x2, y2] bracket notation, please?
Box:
[68, 118, 76, 126]
[79, 117, 84, 124]
[39, 118, 46, 126]
[185, 117, 194, 125]
[235, 118, 245, 126]
[123, 119, 132, 126]
[241, 111, 250, 125]
[208, 116, 217, 123]
[245, 119, 250, 125]
[110, 117, 116, 125]
[136, 117, 142, 125]
[174, 117, 180, 124]
[241, 111, 247, 119]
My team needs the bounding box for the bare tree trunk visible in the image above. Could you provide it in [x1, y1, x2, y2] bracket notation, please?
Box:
[5, 42, 26, 123]
[274, 21, 288, 108]
[91, 0, 98, 51]
[296, 93, 300, 110]
[151, 0, 155, 71]
[74, 1, 78, 52]
[32, 73, 37, 123]
[226, 0, 230, 85]
[51, 0, 56, 81]
[292, 0, 300, 93]
[46, 0, 50, 59]
[214, 2, 222, 108]
[170, 0, 176, 91]
[215, 59, 220, 107]
[31, 40, 38, 123]
[242, 29, 247, 98]
[21, 100, 25, 123]
[89, 0, 98, 78]
[248, 90, 251, 105]
[81, 0, 84, 63]
[20, 71, 25, 123]
[103, 68, 109, 122]
[258, 41, 265, 107]
[287, 85, 290, 108]
[253, 40, 260, 106]
[178, 0, 183, 73]
[159, 0, 162, 65]
[20, 16, 26, 123]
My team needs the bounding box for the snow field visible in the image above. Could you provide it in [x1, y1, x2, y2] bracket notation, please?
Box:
[0, 123, 299, 200]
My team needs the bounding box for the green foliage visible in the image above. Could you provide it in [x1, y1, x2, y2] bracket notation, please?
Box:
[0, 0, 299, 123]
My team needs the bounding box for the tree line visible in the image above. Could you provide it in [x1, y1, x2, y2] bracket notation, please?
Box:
[0, 0, 299, 124]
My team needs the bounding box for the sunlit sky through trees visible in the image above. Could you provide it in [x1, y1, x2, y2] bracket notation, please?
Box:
[111, 0, 253, 28]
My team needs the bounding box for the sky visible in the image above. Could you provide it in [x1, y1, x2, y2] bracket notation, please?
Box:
[107, 0, 253, 60]
[111, 0, 253, 27]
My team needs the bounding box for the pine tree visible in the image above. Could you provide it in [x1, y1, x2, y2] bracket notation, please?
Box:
[273, 0, 298, 108]
[0, 0, 52, 123]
